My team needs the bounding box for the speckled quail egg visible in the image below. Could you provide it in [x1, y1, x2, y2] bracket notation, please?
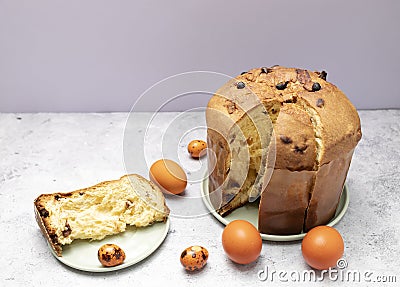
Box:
[98, 244, 126, 267]
[187, 140, 207, 158]
[180, 245, 209, 271]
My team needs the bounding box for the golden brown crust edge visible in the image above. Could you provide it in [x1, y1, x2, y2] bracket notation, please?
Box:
[34, 196, 63, 256]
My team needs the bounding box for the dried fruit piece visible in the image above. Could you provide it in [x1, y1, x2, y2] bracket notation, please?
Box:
[226, 102, 237, 114]
[296, 69, 312, 85]
[279, 135, 293, 144]
[294, 145, 308, 154]
[318, 71, 328, 80]
[316, 98, 325, 108]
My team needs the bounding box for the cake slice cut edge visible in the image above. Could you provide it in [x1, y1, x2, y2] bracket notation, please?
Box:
[34, 174, 170, 257]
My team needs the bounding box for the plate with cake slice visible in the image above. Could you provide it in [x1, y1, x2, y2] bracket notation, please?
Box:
[51, 219, 169, 272]
[34, 174, 170, 272]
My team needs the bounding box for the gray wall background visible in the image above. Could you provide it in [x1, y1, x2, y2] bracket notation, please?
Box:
[0, 0, 399, 112]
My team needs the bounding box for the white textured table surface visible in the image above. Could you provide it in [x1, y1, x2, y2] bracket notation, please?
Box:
[1, 110, 399, 287]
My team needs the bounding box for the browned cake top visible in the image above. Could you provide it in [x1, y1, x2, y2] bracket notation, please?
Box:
[206, 66, 361, 168]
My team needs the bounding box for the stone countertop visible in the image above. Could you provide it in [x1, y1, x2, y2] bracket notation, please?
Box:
[0, 110, 399, 287]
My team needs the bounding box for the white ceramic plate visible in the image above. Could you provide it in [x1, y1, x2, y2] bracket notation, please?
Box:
[50, 219, 170, 272]
[201, 177, 349, 241]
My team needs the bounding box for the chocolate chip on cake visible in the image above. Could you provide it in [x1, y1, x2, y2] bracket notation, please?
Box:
[240, 71, 247, 75]
[316, 98, 325, 108]
[312, 82, 321, 92]
[276, 81, 289, 90]
[236, 81, 245, 89]
[280, 135, 293, 144]
[260, 67, 268, 74]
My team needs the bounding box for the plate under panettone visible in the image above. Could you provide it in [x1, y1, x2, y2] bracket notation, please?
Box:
[201, 177, 349, 241]
[48, 218, 170, 272]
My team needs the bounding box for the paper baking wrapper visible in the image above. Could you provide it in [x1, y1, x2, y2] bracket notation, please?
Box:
[258, 149, 355, 235]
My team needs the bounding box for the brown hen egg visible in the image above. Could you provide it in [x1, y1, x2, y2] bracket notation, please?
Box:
[222, 220, 262, 264]
[187, 140, 207, 158]
[149, 159, 187, 195]
[302, 226, 344, 270]
[180, 245, 209, 271]
[98, 244, 126, 267]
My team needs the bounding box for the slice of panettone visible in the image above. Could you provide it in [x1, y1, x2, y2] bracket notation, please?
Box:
[34, 174, 169, 256]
